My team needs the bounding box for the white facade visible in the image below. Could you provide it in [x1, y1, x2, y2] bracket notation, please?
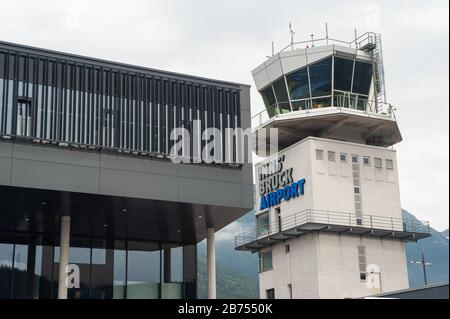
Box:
[239, 33, 430, 300]
[255, 137, 409, 299]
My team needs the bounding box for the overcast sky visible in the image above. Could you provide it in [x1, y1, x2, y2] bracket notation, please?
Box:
[0, 0, 448, 230]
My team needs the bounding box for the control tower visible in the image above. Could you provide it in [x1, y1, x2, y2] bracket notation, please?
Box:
[235, 32, 431, 299]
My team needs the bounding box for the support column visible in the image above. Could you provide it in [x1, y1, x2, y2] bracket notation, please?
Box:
[58, 216, 70, 299]
[207, 227, 216, 299]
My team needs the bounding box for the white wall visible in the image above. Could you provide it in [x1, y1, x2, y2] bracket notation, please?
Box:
[256, 137, 408, 299]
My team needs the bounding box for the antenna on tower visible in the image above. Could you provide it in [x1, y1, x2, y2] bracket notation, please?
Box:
[289, 22, 295, 50]
[325, 22, 329, 45]
[272, 41, 275, 57]
[310, 34, 315, 47]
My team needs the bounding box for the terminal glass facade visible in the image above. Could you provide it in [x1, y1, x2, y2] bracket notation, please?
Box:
[0, 232, 195, 299]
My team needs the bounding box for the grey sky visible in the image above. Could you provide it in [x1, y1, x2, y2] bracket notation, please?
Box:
[0, 0, 448, 230]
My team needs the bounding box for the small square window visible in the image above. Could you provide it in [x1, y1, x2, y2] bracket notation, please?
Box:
[386, 159, 394, 170]
[360, 272, 367, 281]
[266, 289, 275, 299]
[374, 157, 382, 168]
[352, 155, 359, 164]
[363, 156, 370, 166]
[328, 151, 336, 162]
[354, 187, 360, 194]
[316, 149, 324, 160]
[340, 153, 347, 162]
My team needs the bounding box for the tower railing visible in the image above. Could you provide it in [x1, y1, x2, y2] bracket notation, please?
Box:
[278, 32, 379, 53]
[251, 100, 397, 129]
[235, 209, 430, 249]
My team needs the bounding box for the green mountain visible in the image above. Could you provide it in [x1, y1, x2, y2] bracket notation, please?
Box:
[197, 209, 448, 298]
[403, 210, 449, 287]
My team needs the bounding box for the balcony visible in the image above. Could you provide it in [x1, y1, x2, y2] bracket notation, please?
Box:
[235, 209, 431, 252]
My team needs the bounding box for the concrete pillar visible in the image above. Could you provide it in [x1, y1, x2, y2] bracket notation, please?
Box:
[58, 216, 70, 299]
[207, 227, 216, 299]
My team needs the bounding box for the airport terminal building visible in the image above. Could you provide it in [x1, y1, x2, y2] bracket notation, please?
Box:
[0, 40, 253, 299]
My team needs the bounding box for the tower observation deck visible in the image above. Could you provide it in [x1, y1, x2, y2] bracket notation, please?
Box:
[252, 32, 401, 152]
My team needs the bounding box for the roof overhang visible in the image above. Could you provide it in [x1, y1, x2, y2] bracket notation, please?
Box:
[254, 107, 402, 152]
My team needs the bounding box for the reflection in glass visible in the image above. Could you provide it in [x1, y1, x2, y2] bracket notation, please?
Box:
[311, 98, 332, 109]
[258, 250, 273, 272]
[334, 57, 354, 92]
[91, 248, 106, 265]
[11, 244, 28, 299]
[309, 58, 332, 97]
[352, 61, 373, 95]
[113, 249, 126, 299]
[127, 245, 160, 299]
[292, 99, 311, 111]
[161, 246, 183, 299]
[256, 212, 270, 237]
[170, 247, 183, 283]
[286, 67, 310, 100]
[272, 77, 289, 103]
[0, 243, 13, 299]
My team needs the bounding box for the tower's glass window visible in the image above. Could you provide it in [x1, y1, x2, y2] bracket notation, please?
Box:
[272, 77, 289, 103]
[309, 57, 332, 97]
[272, 77, 291, 113]
[286, 67, 310, 100]
[334, 57, 354, 92]
[352, 61, 373, 95]
[260, 86, 276, 108]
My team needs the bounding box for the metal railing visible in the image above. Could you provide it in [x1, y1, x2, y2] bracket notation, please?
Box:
[251, 99, 396, 129]
[278, 32, 379, 53]
[235, 209, 430, 248]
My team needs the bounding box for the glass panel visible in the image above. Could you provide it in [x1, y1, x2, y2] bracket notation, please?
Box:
[267, 105, 279, 118]
[277, 102, 291, 114]
[170, 247, 183, 283]
[334, 57, 354, 91]
[161, 283, 182, 299]
[291, 99, 311, 111]
[161, 245, 183, 299]
[0, 243, 13, 299]
[286, 67, 310, 100]
[333, 91, 349, 108]
[272, 77, 289, 103]
[69, 247, 91, 264]
[127, 244, 160, 299]
[11, 244, 28, 299]
[262, 250, 272, 270]
[113, 246, 126, 299]
[309, 57, 332, 97]
[357, 96, 368, 111]
[256, 212, 270, 237]
[352, 61, 373, 95]
[311, 97, 331, 109]
[91, 248, 106, 265]
[32, 245, 44, 299]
